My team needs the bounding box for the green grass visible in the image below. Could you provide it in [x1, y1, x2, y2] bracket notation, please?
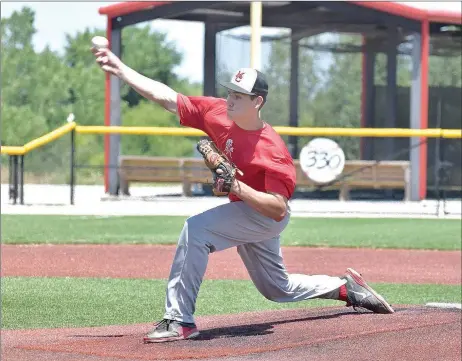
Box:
[2, 215, 461, 250]
[283, 217, 462, 250]
[2, 277, 460, 330]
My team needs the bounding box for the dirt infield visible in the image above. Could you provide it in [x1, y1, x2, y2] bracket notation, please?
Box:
[2, 307, 461, 361]
[2, 244, 461, 361]
[2, 244, 461, 284]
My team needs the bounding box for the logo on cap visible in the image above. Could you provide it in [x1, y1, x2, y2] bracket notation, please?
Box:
[235, 71, 245, 83]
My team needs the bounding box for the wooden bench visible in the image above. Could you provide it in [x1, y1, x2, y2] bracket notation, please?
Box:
[182, 158, 213, 196]
[119, 156, 212, 196]
[119, 156, 184, 196]
[119, 156, 410, 200]
[295, 160, 411, 201]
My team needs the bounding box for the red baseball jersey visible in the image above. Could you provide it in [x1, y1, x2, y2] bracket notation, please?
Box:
[177, 94, 296, 202]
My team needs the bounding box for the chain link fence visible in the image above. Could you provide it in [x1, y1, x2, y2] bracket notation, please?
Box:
[215, 26, 461, 199]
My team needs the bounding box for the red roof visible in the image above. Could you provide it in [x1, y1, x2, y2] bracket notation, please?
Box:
[349, 1, 461, 24]
[99, 2, 171, 17]
[98, 1, 461, 24]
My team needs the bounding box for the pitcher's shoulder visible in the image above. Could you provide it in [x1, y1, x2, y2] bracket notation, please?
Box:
[263, 125, 292, 150]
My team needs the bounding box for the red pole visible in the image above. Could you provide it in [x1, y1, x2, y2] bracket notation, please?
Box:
[104, 17, 112, 194]
[360, 36, 366, 159]
[419, 20, 429, 200]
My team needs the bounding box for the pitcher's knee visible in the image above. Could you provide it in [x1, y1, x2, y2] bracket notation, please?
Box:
[261, 291, 287, 303]
[183, 215, 205, 238]
[255, 281, 292, 302]
[179, 217, 215, 253]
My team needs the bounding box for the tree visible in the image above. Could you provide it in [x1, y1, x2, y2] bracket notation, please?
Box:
[309, 49, 363, 159]
[62, 24, 188, 129]
[121, 101, 196, 158]
[1, 8, 73, 180]
[1, 8, 73, 132]
[1, 6, 36, 50]
[120, 25, 183, 107]
[429, 55, 462, 87]
[1, 105, 48, 147]
[260, 40, 291, 126]
[1, 7, 201, 184]
[64, 28, 106, 68]
[63, 24, 202, 169]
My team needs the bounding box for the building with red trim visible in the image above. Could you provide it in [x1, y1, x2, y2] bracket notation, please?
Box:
[97, 1, 461, 200]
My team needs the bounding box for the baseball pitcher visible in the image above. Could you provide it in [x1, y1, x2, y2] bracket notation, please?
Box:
[92, 42, 394, 343]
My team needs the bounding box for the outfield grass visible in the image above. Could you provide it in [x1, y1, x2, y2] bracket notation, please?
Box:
[2, 277, 460, 330]
[2, 215, 461, 250]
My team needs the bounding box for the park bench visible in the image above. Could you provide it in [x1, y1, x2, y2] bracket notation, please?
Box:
[119, 156, 183, 196]
[119, 156, 411, 200]
[119, 156, 212, 196]
[294, 160, 411, 201]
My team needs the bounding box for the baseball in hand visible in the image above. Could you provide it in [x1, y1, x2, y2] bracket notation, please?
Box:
[91, 36, 109, 49]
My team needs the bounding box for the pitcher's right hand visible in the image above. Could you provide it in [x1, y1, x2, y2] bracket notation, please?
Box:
[91, 47, 124, 77]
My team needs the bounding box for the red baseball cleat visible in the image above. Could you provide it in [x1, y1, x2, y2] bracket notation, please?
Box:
[343, 268, 395, 314]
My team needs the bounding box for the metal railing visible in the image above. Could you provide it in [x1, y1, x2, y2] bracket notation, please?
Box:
[2, 122, 461, 205]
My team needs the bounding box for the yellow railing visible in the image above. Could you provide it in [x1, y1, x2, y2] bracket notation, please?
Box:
[75, 125, 205, 136]
[0, 146, 26, 156]
[273, 127, 462, 138]
[1, 122, 76, 155]
[23, 122, 76, 153]
[1, 123, 461, 155]
[74, 125, 462, 138]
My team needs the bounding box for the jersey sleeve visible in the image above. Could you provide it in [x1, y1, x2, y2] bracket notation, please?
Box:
[176, 94, 215, 131]
[264, 155, 296, 200]
[264, 169, 296, 199]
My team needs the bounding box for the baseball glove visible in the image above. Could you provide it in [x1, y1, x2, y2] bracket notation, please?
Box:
[196, 139, 238, 196]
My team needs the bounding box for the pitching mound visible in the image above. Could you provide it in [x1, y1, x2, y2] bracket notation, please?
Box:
[2, 306, 460, 361]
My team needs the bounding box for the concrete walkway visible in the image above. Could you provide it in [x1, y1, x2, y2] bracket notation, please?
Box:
[2, 184, 461, 219]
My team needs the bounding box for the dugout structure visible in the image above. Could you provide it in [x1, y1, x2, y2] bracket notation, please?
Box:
[98, 1, 461, 201]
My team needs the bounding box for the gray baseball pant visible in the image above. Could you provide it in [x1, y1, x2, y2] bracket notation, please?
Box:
[163, 201, 346, 324]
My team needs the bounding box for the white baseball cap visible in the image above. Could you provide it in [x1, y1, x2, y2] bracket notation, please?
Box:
[220, 68, 269, 96]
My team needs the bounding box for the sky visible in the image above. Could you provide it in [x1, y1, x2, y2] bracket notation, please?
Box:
[1, 1, 460, 83]
[0, 1, 281, 83]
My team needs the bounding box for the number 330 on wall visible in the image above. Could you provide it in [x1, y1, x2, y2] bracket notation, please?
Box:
[299, 138, 346, 184]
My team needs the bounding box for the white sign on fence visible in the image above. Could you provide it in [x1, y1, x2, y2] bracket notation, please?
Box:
[299, 138, 346, 184]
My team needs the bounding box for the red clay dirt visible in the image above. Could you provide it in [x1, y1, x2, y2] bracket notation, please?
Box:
[2, 244, 461, 361]
[1, 244, 461, 284]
